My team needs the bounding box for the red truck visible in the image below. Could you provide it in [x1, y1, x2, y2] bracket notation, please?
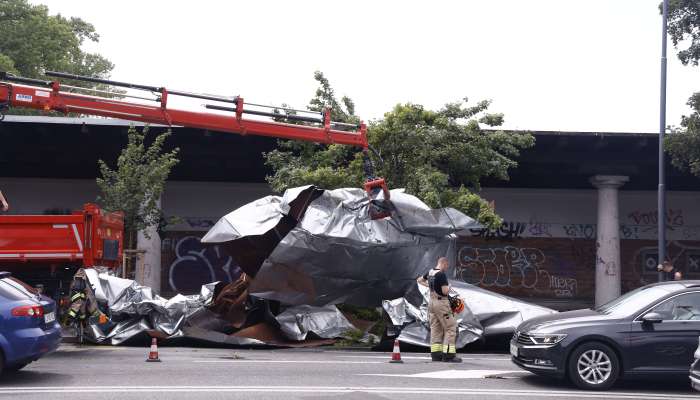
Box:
[0, 204, 124, 297]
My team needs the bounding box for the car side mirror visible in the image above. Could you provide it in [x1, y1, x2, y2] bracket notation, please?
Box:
[642, 312, 664, 324]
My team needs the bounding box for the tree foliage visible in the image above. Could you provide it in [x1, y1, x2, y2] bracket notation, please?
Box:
[665, 0, 700, 66]
[265, 72, 534, 229]
[0, 0, 113, 77]
[0, 0, 116, 115]
[664, 0, 700, 177]
[666, 93, 700, 176]
[96, 126, 179, 249]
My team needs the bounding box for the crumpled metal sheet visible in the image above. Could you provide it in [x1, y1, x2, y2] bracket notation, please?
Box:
[382, 280, 557, 348]
[203, 186, 481, 307]
[276, 305, 356, 341]
[383, 285, 484, 349]
[83, 268, 216, 345]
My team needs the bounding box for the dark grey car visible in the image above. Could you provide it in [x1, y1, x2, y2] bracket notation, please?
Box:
[511, 280, 700, 390]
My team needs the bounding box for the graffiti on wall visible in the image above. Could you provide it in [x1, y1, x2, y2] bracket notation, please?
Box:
[528, 219, 553, 237]
[470, 222, 527, 240]
[627, 209, 685, 229]
[563, 224, 596, 239]
[161, 234, 241, 294]
[460, 207, 698, 241]
[457, 245, 579, 298]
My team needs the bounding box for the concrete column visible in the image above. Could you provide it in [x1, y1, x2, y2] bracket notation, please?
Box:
[136, 199, 162, 293]
[590, 175, 629, 307]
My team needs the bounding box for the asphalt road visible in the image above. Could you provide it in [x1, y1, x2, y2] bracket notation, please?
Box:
[0, 344, 695, 400]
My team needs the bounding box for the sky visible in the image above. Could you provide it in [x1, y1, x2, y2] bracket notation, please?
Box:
[32, 0, 700, 133]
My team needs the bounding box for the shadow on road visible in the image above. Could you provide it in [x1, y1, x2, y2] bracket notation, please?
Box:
[520, 374, 694, 394]
[0, 370, 72, 385]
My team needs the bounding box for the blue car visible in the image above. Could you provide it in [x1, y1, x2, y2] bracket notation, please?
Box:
[0, 271, 61, 374]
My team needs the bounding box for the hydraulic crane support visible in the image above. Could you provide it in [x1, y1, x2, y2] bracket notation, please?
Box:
[0, 71, 392, 219]
[0, 71, 368, 147]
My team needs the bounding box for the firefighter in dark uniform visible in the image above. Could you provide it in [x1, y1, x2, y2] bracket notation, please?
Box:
[417, 257, 462, 363]
[66, 269, 105, 323]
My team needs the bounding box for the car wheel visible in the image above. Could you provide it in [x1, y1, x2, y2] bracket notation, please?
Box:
[567, 341, 620, 390]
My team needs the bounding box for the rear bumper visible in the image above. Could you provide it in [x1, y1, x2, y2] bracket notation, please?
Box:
[4, 322, 61, 366]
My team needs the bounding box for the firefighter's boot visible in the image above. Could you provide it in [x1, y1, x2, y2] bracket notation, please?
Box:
[443, 344, 462, 363]
[430, 343, 444, 361]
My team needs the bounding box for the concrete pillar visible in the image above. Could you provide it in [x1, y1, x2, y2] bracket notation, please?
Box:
[590, 175, 629, 307]
[136, 200, 162, 293]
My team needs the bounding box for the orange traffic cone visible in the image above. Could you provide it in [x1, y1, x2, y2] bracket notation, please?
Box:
[389, 339, 403, 363]
[146, 337, 161, 362]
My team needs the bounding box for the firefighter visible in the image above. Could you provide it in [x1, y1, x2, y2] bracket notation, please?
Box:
[417, 257, 462, 363]
[67, 269, 105, 323]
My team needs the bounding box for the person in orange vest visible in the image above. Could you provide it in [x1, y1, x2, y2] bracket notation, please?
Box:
[0, 189, 8, 212]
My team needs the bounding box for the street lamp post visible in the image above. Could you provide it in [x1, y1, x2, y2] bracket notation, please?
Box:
[658, 0, 669, 282]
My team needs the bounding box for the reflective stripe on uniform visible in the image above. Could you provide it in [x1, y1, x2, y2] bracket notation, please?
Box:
[443, 344, 456, 354]
[430, 343, 443, 353]
[68, 309, 77, 317]
[70, 292, 85, 301]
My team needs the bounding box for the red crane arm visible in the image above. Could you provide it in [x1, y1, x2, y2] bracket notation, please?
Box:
[0, 71, 391, 219]
[0, 74, 368, 148]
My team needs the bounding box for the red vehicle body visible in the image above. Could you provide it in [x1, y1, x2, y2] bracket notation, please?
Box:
[0, 204, 123, 297]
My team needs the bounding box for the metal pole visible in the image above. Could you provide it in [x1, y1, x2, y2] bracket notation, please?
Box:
[658, 0, 669, 282]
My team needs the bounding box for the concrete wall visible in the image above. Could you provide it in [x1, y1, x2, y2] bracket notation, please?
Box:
[475, 188, 700, 241]
[4, 178, 699, 304]
[455, 187, 700, 308]
[0, 178, 271, 221]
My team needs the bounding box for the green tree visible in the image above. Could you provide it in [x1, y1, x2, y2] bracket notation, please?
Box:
[664, 0, 700, 176]
[666, 93, 700, 176]
[665, 0, 700, 66]
[265, 72, 534, 229]
[0, 0, 116, 114]
[96, 126, 180, 251]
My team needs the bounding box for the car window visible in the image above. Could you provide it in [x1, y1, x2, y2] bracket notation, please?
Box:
[596, 285, 680, 316]
[0, 279, 35, 301]
[649, 292, 700, 321]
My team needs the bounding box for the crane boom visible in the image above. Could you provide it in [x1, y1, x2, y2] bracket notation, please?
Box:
[0, 71, 367, 147]
[0, 71, 392, 219]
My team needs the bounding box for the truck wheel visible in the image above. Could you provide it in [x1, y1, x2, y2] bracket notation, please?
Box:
[567, 341, 619, 390]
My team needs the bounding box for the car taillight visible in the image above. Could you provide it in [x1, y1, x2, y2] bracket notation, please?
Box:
[11, 305, 44, 318]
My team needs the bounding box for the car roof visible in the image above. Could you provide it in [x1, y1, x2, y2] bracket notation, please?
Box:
[644, 280, 700, 289]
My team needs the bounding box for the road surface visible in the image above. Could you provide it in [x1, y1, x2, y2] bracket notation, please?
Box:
[0, 344, 694, 399]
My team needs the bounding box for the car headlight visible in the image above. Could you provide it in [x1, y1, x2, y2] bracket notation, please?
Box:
[528, 333, 567, 346]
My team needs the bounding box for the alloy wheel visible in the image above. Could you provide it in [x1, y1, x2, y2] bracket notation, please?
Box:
[576, 349, 612, 385]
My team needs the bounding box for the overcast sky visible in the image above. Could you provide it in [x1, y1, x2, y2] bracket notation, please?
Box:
[33, 0, 699, 133]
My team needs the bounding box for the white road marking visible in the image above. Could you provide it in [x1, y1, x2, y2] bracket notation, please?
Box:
[0, 386, 692, 399]
[195, 360, 386, 364]
[337, 355, 511, 361]
[361, 369, 519, 379]
[57, 346, 128, 352]
[338, 355, 432, 360]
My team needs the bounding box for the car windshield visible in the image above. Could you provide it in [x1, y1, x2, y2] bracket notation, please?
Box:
[595, 284, 683, 316]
